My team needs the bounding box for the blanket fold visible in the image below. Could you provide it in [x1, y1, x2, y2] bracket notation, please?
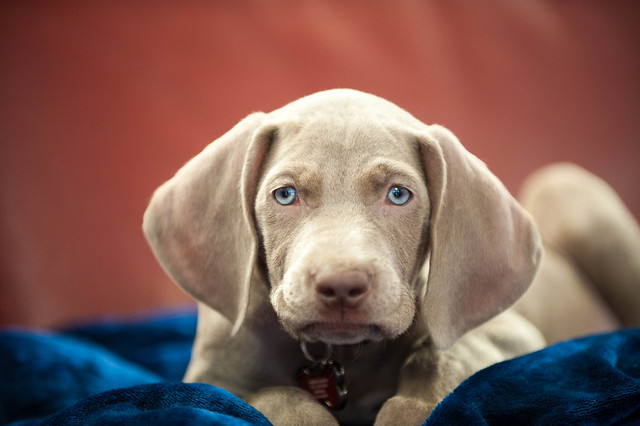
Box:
[426, 329, 640, 425]
[14, 383, 270, 426]
[0, 329, 160, 423]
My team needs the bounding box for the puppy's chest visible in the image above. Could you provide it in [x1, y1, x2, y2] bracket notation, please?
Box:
[334, 358, 400, 424]
[299, 344, 406, 424]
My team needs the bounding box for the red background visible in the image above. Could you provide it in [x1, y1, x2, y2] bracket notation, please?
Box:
[2, 1, 639, 328]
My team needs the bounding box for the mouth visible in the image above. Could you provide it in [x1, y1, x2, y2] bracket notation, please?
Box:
[300, 322, 384, 345]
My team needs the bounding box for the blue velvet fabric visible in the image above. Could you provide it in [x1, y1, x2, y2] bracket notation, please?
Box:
[1, 308, 639, 425]
[12, 383, 270, 426]
[0, 309, 268, 425]
[0, 330, 161, 423]
[425, 329, 640, 425]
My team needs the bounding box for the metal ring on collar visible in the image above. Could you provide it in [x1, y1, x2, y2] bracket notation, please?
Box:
[300, 341, 333, 363]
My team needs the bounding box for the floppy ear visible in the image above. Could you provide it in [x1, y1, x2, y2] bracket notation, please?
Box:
[419, 125, 543, 349]
[143, 112, 273, 334]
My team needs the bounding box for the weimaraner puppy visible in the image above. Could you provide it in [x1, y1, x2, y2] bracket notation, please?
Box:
[143, 89, 640, 425]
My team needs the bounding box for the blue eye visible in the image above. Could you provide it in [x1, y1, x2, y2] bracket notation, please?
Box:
[273, 186, 298, 205]
[387, 186, 411, 205]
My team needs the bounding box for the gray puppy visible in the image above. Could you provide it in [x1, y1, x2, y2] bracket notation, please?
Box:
[144, 89, 640, 425]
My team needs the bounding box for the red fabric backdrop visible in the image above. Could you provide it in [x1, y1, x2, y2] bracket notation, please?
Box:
[2, 1, 639, 327]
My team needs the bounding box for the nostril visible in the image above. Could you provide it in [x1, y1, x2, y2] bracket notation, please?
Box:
[318, 285, 336, 298]
[349, 287, 366, 297]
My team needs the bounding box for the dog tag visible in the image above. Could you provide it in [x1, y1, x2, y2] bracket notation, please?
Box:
[297, 360, 347, 410]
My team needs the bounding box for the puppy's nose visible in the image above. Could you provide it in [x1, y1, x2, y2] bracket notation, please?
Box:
[315, 271, 370, 308]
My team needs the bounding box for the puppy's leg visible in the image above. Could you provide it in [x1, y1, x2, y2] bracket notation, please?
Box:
[248, 386, 338, 426]
[374, 342, 461, 426]
[518, 163, 640, 334]
[376, 311, 544, 425]
[513, 245, 620, 344]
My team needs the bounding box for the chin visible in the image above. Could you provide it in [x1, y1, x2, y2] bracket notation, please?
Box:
[298, 322, 386, 345]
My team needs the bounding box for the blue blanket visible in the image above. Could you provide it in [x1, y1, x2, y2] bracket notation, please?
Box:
[1, 309, 639, 425]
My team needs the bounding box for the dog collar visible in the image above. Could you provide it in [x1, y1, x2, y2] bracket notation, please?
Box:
[296, 341, 348, 410]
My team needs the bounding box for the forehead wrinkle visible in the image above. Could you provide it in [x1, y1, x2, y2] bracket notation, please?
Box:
[264, 164, 321, 194]
[360, 159, 424, 191]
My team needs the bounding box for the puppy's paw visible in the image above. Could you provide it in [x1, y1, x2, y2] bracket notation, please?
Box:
[248, 386, 338, 426]
[374, 395, 433, 426]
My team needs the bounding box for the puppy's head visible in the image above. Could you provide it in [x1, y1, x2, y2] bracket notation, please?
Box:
[253, 102, 430, 345]
[143, 89, 542, 349]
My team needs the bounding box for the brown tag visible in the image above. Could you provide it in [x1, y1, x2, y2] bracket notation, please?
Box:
[297, 360, 347, 410]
